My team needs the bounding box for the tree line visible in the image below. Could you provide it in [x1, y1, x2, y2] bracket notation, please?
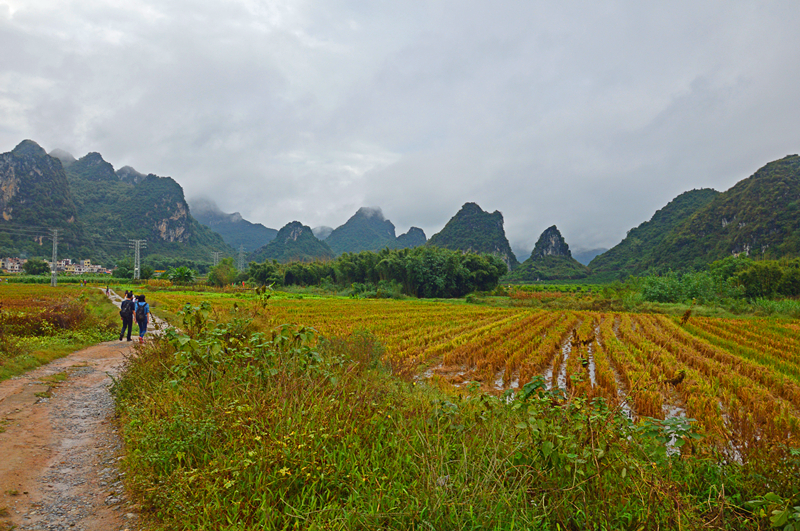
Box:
[242, 246, 508, 298]
[638, 255, 800, 304]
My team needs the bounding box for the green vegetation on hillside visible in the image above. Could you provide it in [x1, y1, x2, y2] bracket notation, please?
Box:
[427, 202, 519, 269]
[249, 221, 335, 263]
[0, 140, 232, 268]
[322, 208, 427, 255]
[325, 207, 398, 255]
[589, 188, 719, 278]
[507, 225, 589, 281]
[0, 140, 85, 258]
[66, 159, 232, 264]
[395, 227, 427, 249]
[649, 155, 800, 271]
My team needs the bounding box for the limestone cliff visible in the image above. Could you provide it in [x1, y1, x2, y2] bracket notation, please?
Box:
[427, 202, 519, 269]
[506, 225, 589, 281]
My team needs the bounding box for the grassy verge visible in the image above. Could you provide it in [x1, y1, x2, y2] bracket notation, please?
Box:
[0, 285, 119, 381]
[112, 303, 790, 530]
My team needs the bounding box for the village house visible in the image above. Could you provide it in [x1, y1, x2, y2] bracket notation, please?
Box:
[0, 257, 27, 273]
[0, 257, 109, 274]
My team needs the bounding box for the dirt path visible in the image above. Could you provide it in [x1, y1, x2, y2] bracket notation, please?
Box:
[0, 289, 163, 531]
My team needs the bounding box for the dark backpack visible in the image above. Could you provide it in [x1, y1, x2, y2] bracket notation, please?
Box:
[135, 302, 147, 321]
[119, 300, 133, 320]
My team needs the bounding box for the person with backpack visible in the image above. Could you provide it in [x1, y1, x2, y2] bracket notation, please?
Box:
[135, 294, 150, 344]
[119, 292, 135, 341]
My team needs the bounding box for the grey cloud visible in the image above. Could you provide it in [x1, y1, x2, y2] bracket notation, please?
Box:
[1, 1, 800, 250]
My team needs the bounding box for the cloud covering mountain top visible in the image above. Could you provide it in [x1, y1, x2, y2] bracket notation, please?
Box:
[2, 1, 799, 254]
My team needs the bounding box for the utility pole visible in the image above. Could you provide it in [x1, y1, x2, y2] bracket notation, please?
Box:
[129, 239, 147, 280]
[212, 251, 221, 267]
[237, 245, 245, 272]
[50, 229, 58, 287]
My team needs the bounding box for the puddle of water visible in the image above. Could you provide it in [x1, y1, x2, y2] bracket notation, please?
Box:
[543, 367, 554, 390]
[586, 343, 597, 388]
[416, 362, 444, 381]
[661, 390, 690, 456]
[662, 403, 686, 420]
[611, 367, 633, 420]
[493, 369, 505, 390]
[556, 340, 571, 390]
[717, 400, 744, 464]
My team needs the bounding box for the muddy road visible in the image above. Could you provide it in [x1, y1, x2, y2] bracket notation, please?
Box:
[0, 290, 160, 531]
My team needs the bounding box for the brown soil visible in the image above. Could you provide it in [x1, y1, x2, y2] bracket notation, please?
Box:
[0, 294, 147, 531]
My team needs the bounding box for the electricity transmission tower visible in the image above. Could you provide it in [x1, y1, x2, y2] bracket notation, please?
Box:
[212, 251, 221, 267]
[50, 229, 58, 287]
[129, 239, 147, 280]
[237, 245, 245, 272]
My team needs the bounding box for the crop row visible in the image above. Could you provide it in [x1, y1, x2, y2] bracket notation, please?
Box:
[148, 292, 800, 450]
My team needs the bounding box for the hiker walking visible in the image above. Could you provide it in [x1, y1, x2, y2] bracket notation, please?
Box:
[119, 292, 135, 341]
[135, 294, 150, 344]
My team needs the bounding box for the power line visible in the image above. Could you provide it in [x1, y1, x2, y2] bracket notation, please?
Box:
[0, 227, 51, 238]
[237, 245, 245, 272]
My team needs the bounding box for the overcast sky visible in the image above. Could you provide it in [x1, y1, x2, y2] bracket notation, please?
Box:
[2, 1, 800, 255]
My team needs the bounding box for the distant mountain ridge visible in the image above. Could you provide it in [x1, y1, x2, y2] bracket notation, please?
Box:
[324, 207, 427, 255]
[427, 202, 518, 269]
[60, 148, 233, 264]
[572, 248, 607, 266]
[647, 155, 800, 270]
[0, 139, 232, 265]
[190, 198, 278, 253]
[507, 226, 588, 281]
[6, 139, 800, 278]
[312, 226, 333, 240]
[589, 188, 720, 278]
[0, 140, 82, 258]
[590, 155, 800, 276]
[249, 221, 334, 263]
[396, 226, 427, 249]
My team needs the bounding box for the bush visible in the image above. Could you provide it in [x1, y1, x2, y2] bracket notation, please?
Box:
[22, 258, 50, 275]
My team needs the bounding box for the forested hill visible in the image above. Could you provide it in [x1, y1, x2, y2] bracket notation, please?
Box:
[0, 140, 232, 265]
[506, 225, 589, 281]
[646, 154, 800, 270]
[325, 207, 398, 255]
[324, 207, 428, 255]
[588, 188, 719, 278]
[249, 221, 334, 263]
[0, 140, 84, 259]
[427, 202, 519, 269]
[189, 198, 277, 253]
[395, 227, 427, 249]
[59, 148, 233, 265]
